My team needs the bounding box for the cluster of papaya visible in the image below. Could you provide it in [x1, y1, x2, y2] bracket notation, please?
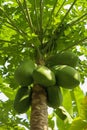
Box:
[14, 87, 32, 114]
[14, 58, 35, 114]
[14, 51, 80, 113]
[46, 51, 80, 89]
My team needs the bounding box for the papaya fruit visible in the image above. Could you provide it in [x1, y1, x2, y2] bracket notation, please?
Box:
[14, 58, 35, 86]
[46, 51, 79, 67]
[52, 65, 80, 89]
[55, 106, 67, 120]
[46, 86, 63, 108]
[14, 87, 32, 114]
[33, 66, 56, 87]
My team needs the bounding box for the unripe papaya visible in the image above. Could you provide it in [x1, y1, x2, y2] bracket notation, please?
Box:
[55, 106, 67, 120]
[14, 58, 35, 86]
[52, 65, 80, 89]
[46, 86, 63, 108]
[46, 51, 79, 67]
[14, 87, 32, 114]
[33, 66, 56, 87]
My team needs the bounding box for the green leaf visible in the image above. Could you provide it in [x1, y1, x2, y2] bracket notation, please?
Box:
[0, 76, 3, 84]
[69, 117, 87, 130]
[80, 96, 87, 120]
[62, 89, 73, 115]
[73, 87, 84, 116]
[1, 83, 17, 100]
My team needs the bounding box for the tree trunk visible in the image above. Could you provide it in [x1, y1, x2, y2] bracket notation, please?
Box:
[30, 84, 48, 130]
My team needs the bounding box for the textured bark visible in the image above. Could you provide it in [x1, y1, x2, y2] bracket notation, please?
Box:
[30, 84, 48, 130]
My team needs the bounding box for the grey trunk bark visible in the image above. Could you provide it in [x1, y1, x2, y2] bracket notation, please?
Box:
[30, 84, 48, 130]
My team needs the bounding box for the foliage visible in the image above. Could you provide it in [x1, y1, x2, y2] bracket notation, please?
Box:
[0, 0, 87, 129]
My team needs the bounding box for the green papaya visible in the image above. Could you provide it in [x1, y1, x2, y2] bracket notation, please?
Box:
[33, 66, 56, 87]
[14, 87, 32, 114]
[52, 65, 80, 89]
[14, 58, 35, 86]
[46, 86, 63, 108]
[55, 106, 67, 120]
[46, 51, 79, 67]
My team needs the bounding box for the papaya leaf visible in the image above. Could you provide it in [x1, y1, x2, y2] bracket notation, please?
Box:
[69, 117, 87, 130]
[73, 87, 84, 117]
[80, 96, 87, 120]
[62, 89, 73, 115]
[0, 83, 17, 100]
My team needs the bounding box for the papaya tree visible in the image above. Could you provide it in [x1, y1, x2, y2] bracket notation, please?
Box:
[0, 0, 87, 130]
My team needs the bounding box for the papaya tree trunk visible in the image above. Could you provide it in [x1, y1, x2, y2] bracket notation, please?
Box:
[30, 84, 48, 130]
